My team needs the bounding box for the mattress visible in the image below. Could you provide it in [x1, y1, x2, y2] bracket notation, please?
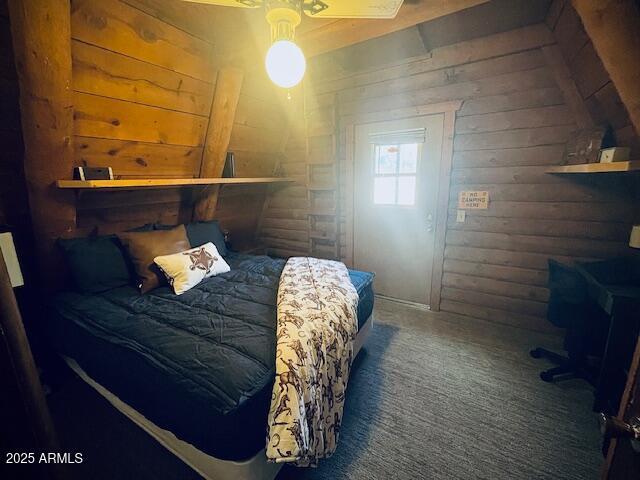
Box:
[49, 253, 374, 461]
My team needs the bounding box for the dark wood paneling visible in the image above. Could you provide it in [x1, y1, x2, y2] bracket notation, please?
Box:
[447, 215, 630, 242]
[446, 229, 628, 258]
[444, 259, 548, 287]
[448, 182, 629, 203]
[447, 201, 634, 222]
[339, 67, 558, 117]
[444, 245, 595, 271]
[452, 145, 566, 168]
[552, 0, 589, 63]
[457, 86, 565, 117]
[548, 1, 640, 158]
[336, 49, 547, 105]
[453, 125, 575, 151]
[310, 25, 555, 95]
[285, 20, 638, 332]
[570, 41, 610, 99]
[455, 105, 573, 134]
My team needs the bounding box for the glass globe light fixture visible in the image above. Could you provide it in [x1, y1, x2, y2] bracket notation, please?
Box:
[265, 40, 306, 89]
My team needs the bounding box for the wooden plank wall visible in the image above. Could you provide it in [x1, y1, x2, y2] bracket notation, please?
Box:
[258, 93, 312, 257]
[267, 23, 638, 332]
[65, 0, 284, 241]
[69, 0, 214, 233]
[546, 0, 640, 157]
[219, 74, 289, 243]
[305, 98, 341, 260]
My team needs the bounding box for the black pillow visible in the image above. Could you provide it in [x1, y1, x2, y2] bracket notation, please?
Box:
[58, 236, 131, 293]
[185, 221, 228, 256]
[126, 223, 154, 232]
[153, 224, 176, 231]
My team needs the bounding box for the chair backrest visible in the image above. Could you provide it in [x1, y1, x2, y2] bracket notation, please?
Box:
[547, 259, 589, 328]
[548, 259, 588, 304]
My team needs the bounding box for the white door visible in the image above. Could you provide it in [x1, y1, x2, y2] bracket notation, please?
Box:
[353, 114, 444, 306]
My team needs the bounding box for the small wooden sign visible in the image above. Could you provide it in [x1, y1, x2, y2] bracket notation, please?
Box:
[458, 191, 489, 209]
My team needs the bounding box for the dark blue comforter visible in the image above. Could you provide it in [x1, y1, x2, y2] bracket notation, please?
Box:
[50, 253, 374, 460]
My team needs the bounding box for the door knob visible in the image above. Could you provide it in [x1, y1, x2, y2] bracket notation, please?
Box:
[599, 413, 640, 453]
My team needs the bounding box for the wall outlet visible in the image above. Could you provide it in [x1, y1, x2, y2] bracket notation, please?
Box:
[456, 210, 466, 223]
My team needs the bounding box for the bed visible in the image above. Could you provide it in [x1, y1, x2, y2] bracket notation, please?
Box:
[49, 252, 374, 479]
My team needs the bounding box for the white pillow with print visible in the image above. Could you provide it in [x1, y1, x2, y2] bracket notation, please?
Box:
[154, 242, 230, 295]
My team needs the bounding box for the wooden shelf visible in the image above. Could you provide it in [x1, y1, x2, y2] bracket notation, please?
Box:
[56, 177, 295, 190]
[546, 161, 640, 174]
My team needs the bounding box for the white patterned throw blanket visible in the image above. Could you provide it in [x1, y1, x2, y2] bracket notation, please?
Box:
[266, 257, 359, 466]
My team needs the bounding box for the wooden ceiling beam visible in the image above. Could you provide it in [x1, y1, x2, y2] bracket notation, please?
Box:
[298, 0, 491, 57]
[572, 0, 640, 138]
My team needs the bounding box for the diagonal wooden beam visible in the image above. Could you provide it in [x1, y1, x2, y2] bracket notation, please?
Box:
[572, 0, 640, 138]
[193, 67, 244, 221]
[298, 0, 490, 57]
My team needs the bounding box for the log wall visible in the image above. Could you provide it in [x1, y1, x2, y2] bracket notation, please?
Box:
[262, 22, 639, 332]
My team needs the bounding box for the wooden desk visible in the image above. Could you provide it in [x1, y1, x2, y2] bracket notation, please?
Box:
[577, 259, 640, 414]
[577, 258, 640, 314]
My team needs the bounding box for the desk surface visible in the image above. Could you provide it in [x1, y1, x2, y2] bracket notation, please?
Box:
[576, 260, 640, 415]
[576, 259, 640, 315]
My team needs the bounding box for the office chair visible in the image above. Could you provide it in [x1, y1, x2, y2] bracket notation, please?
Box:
[529, 259, 607, 384]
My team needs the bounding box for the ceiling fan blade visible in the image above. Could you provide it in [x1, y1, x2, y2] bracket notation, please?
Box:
[303, 0, 404, 19]
[181, 0, 261, 8]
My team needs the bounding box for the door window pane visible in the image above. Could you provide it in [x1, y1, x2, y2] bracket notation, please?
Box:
[374, 177, 396, 204]
[372, 141, 420, 206]
[397, 176, 417, 205]
[375, 145, 398, 174]
[399, 144, 418, 173]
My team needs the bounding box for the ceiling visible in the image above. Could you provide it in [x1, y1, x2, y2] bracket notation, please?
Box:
[310, 0, 552, 79]
[124, 0, 553, 73]
[417, 0, 552, 50]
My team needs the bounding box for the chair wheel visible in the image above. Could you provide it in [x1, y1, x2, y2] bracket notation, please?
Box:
[530, 348, 543, 359]
[540, 371, 554, 382]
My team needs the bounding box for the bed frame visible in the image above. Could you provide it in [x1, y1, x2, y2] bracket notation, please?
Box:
[64, 313, 373, 480]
